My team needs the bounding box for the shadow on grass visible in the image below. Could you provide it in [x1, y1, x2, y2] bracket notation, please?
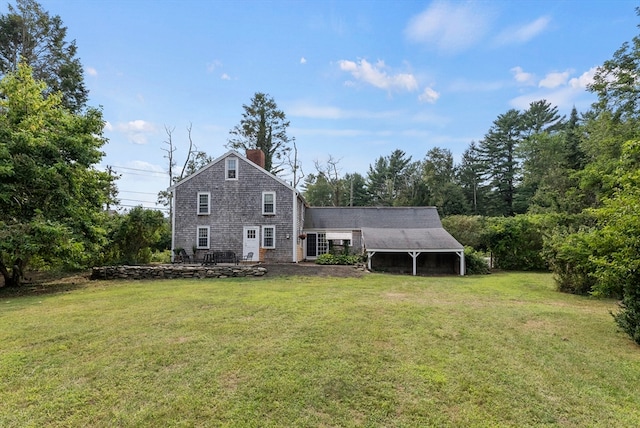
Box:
[0, 271, 92, 297]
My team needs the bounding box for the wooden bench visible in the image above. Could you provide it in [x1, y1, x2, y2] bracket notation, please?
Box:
[202, 251, 238, 265]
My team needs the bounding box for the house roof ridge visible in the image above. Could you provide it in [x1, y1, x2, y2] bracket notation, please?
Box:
[168, 149, 303, 197]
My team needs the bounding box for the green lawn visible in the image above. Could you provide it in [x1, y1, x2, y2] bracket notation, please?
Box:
[1, 272, 639, 427]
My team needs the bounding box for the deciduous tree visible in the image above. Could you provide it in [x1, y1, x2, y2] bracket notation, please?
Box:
[0, 0, 87, 112]
[0, 64, 112, 286]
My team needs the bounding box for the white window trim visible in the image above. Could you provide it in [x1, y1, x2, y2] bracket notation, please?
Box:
[197, 192, 210, 215]
[262, 225, 276, 249]
[196, 226, 210, 249]
[262, 191, 276, 215]
[225, 157, 238, 180]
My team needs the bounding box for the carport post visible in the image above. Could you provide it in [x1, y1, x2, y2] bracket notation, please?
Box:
[367, 251, 376, 271]
[457, 250, 465, 276]
[409, 251, 419, 276]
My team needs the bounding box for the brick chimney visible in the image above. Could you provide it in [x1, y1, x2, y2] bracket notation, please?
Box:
[246, 149, 266, 169]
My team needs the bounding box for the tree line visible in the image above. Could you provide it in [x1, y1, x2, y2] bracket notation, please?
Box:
[303, 99, 578, 218]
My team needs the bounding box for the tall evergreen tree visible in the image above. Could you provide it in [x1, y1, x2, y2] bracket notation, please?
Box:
[366, 149, 412, 206]
[422, 147, 465, 213]
[518, 101, 567, 211]
[477, 109, 523, 216]
[227, 92, 292, 174]
[339, 173, 370, 206]
[457, 141, 486, 214]
[521, 99, 565, 136]
[564, 107, 585, 171]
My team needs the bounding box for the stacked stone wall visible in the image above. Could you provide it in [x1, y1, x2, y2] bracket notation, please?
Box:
[91, 265, 267, 280]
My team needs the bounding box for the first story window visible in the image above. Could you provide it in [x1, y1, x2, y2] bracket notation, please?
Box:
[197, 226, 210, 249]
[197, 192, 210, 215]
[262, 225, 275, 249]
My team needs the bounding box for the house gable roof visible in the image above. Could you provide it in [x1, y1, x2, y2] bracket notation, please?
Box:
[361, 227, 463, 251]
[168, 150, 299, 194]
[303, 206, 443, 229]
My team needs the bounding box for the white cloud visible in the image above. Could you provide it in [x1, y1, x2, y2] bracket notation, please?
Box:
[511, 66, 535, 85]
[120, 120, 154, 132]
[404, 1, 492, 53]
[85, 66, 98, 77]
[539, 70, 571, 89]
[510, 87, 578, 111]
[509, 68, 597, 111]
[221, 73, 231, 80]
[495, 16, 551, 46]
[104, 121, 113, 132]
[300, 57, 307, 64]
[569, 67, 597, 89]
[114, 120, 157, 145]
[338, 59, 418, 92]
[418, 87, 440, 103]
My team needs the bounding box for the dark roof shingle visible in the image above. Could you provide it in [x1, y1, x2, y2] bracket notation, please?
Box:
[304, 207, 443, 229]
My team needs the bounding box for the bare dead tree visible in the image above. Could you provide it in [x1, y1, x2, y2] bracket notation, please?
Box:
[314, 155, 343, 206]
[286, 137, 305, 188]
[157, 123, 212, 218]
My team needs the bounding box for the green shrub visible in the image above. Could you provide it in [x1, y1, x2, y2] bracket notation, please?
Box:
[543, 229, 598, 295]
[464, 247, 490, 275]
[315, 253, 361, 265]
[485, 215, 546, 271]
[441, 215, 489, 250]
[151, 250, 171, 264]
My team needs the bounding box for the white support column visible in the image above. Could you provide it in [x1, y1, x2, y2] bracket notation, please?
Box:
[367, 251, 376, 271]
[457, 250, 465, 276]
[292, 191, 298, 263]
[170, 188, 176, 263]
[408, 251, 419, 276]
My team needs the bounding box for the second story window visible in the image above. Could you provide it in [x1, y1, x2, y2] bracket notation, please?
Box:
[197, 192, 210, 215]
[262, 191, 275, 215]
[226, 158, 237, 180]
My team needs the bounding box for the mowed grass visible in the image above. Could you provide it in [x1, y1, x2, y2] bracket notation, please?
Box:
[1, 273, 639, 427]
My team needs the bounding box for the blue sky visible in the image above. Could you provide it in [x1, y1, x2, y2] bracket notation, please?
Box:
[34, 0, 639, 212]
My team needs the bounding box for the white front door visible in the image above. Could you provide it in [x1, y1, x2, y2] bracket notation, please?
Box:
[242, 226, 259, 261]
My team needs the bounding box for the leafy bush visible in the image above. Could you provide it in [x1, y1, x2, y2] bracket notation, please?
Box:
[485, 215, 546, 271]
[543, 229, 598, 295]
[441, 215, 489, 250]
[316, 253, 361, 265]
[464, 247, 490, 275]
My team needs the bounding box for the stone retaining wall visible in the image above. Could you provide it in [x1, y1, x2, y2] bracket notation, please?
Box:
[91, 264, 267, 280]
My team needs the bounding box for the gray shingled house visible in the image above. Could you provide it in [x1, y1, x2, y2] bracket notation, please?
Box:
[170, 149, 306, 264]
[170, 150, 465, 275]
